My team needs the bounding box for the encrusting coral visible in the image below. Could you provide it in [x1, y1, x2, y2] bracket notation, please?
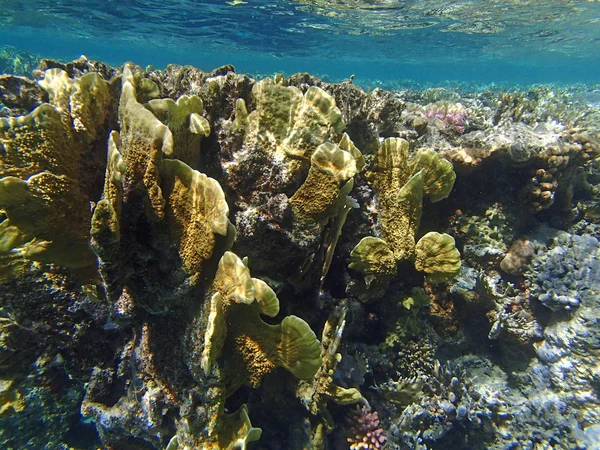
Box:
[500, 236, 534, 275]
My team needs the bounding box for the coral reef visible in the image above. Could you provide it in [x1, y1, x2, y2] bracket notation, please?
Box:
[1, 56, 599, 450]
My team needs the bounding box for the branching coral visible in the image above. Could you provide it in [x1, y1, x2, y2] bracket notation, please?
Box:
[246, 78, 345, 165]
[7, 59, 600, 450]
[160, 159, 233, 283]
[423, 101, 467, 133]
[91, 65, 234, 302]
[224, 76, 365, 287]
[290, 141, 358, 223]
[145, 95, 210, 167]
[166, 404, 262, 450]
[297, 304, 362, 431]
[346, 405, 387, 450]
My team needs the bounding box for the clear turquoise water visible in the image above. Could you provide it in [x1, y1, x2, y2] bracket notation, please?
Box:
[0, 0, 599, 86]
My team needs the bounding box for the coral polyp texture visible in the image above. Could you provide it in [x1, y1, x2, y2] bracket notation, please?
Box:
[346, 405, 387, 450]
[1, 57, 600, 450]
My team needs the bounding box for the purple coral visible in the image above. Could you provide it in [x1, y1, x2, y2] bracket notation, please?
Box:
[346, 405, 387, 450]
[424, 103, 467, 133]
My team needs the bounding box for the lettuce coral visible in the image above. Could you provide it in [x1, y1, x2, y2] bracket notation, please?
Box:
[202, 251, 322, 394]
[290, 141, 358, 223]
[350, 137, 459, 285]
[0, 68, 112, 281]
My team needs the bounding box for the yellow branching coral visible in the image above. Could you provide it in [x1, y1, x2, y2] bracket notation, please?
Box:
[202, 251, 321, 395]
[233, 98, 249, 133]
[216, 404, 262, 450]
[211, 250, 255, 308]
[251, 277, 280, 317]
[168, 404, 262, 450]
[119, 64, 174, 221]
[291, 133, 363, 284]
[350, 138, 459, 283]
[290, 142, 358, 223]
[91, 68, 231, 292]
[339, 132, 365, 173]
[201, 292, 227, 376]
[279, 315, 323, 379]
[0, 103, 75, 179]
[90, 132, 126, 259]
[349, 237, 397, 281]
[297, 304, 362, 431]
[319, 178, 359, 285]
[369, 138, 424, 261]
[38, 68, 112, 141]
[410, 147, 456, 203]
[0, 379, 25, 417]
[146, 95, 210, 167]
[0, 173, 92, 268]
[102, 131, 127, 219]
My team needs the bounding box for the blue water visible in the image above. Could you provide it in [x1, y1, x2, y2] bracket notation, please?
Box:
[1, 0, 599, 86]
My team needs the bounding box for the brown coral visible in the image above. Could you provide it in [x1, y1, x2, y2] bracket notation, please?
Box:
[290, 142, 358, 223]
[500, 236, 534, 274]
[521, 168, 558, 212]
[202, 252, 322, 395]
[349, 138, 459, 284]
[0, 68, 112, 279]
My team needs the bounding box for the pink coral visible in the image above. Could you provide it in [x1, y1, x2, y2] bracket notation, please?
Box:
[346, 405, 387, 450]
[424, 103, 466, 133]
